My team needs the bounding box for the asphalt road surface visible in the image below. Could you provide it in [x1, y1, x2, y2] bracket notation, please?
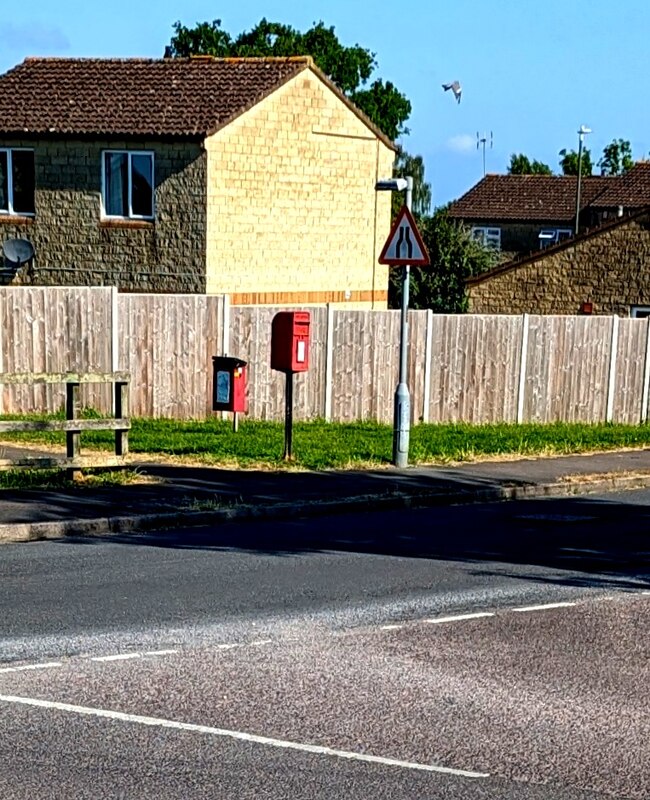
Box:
[1, 489, 649, 799]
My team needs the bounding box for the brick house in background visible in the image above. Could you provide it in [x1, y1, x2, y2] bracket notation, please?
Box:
[448, 163, 650, 260]
[0, 56, 395, 306]
[466, 207, 650, 316]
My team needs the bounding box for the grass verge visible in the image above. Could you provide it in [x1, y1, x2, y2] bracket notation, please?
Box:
[0, 414, 649, 471]
[0, 468, 144, 490]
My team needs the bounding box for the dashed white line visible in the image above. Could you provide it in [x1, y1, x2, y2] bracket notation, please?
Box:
[216, 643, 240, 651]
[250, 639, 273, 647]
[143, 649, 179, 657]
[0, 694, 490, 779]
[380, 624, 403, 631]
[425, 612, 495, 624]
[0, 662, 62, 675]
[512, 602, 576, 613]
[90, 653, 142, 663]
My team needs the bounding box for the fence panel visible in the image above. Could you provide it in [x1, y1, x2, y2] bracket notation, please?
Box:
[118, 294, 224, 418]
[524, 315, 612, 423]
[612, 318, 648, 424]
[0, 287, 113, 414]
[428, 314, 522, 424]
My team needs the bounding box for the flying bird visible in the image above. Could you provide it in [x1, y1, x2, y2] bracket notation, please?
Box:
[442, 81, 462, 104]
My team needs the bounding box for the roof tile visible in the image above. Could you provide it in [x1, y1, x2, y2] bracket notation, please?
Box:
[0, 57, 312, 138]
[448, 174, 614, 222]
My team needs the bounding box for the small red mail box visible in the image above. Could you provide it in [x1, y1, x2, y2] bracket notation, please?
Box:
[212, 356, 247, 413]
[271, 311, 311, 372]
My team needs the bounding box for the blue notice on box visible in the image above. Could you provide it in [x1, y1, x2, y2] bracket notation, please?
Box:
[216, 370, 231, 404]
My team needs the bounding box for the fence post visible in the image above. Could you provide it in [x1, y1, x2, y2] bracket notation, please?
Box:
[422, 310, 433, 424]
[111, 286, 119, 415]
[66, 379, 81, 480]
[606, 315, 620, 423]
[641, 317, 650, 424]
[324, 303, 334, 422]
[516, 313, 530, 424]
[114, 379, 129, 457]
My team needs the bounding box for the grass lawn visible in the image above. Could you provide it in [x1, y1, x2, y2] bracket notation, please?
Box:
[1, 414, 649, 471]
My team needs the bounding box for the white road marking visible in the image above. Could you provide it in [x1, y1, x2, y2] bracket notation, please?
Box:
[380, 624, 403, 631]
[250, 640, 273, 647]
[512, 602, 576, 613]
[0, 694, 490, 779]
[0, 662, 62, 674]
[90, 653, 142, 663]
[425, 612, 494, 624]
[143, 649, 179, 657]
[216, 643, 240, 651]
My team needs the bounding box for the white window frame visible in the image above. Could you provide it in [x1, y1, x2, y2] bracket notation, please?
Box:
[539, 228, 573, 248]
[631, 306, 650, 319]
[0, 147, 35, 216]
[471, 226, 501, 250]
[101, 150, 155, 221]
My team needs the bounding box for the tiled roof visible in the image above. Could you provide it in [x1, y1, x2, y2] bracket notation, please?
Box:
[0, 57, 313, 138]
[591, 161, 650, 207]
[448, 173, 614, 222]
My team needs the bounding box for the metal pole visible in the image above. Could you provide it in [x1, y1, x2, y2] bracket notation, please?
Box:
[574, 132, 584, 236]
[393, 176, 413, 468]
[283, 371, 294, 461]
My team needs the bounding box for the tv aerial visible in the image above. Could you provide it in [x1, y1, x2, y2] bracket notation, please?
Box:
[477, 132, 493, 177]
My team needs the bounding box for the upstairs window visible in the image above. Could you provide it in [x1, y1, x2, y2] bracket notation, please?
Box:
[0, 149, 35, 215]
[102, 151, 154, 220]
[471, 226, 501, 250]
[539, 228, 573, 248]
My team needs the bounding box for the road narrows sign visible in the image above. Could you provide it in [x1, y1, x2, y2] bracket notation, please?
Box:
[378, 205, 430, 266]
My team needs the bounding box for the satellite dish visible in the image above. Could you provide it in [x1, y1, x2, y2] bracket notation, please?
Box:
[2, 238, 35, 267]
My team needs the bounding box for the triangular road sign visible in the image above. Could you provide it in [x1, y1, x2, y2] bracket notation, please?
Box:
[378, 205, 430, 266]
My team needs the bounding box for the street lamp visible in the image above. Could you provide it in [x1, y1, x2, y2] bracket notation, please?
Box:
[574, 124, 592, 236]
[375, 175, 413, 468]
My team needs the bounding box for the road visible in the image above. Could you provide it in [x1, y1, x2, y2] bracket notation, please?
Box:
[1, 488, 649, 799]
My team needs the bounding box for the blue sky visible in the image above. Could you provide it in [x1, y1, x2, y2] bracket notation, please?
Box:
[1, 0, 648, 207]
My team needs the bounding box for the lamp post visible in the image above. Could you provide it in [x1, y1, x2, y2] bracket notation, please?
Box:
[375, 175, 413, 468]
[574, 124, 592, 236]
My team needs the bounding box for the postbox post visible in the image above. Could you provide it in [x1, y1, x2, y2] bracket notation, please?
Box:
[271, 311, 311, 461]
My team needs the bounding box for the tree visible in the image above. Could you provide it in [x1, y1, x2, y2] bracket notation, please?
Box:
[392, 150, 432, 217]
[507, 153, 553, 175]
[598, 138, 634, 176]
[169, 18, 411, 140]
[388, 207, 497, 312]
[559, 147, 593, 176]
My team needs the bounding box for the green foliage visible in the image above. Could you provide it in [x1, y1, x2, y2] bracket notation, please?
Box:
[559, 147, 593, 176]
[388, 207, 497, 312]
[598, 138, 634, 176]
[169, 18, 411, 140]
[392, 150, 432, 217]
[507, 153, 553, 175]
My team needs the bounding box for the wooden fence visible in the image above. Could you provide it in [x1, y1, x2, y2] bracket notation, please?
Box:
[1, 287, 649, 425]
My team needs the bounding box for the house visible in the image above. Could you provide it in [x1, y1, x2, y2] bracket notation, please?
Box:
[448, 163, 650, 259]
[466, 207, 650, 316]
[0, 56, 395, 306]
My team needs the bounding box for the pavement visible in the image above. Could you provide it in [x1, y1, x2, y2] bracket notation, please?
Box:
[1, 445, 650, 543]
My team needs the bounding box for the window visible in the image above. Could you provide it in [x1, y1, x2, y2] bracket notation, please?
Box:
[539, 228, 573, 248]
[631, 306, 650, 319]
[0, 149, 35, 215]
[102, 151, 154, 220]
[471, 226, 501, 250]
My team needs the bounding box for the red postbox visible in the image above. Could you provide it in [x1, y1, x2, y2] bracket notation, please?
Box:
[271, 311, 311, 373]
[212, 356, 247, 413]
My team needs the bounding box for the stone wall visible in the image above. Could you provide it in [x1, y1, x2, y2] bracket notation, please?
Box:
[204, 70, 394, 308]
[0, 137, 206, 292]
[468, 213, 650, 315]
